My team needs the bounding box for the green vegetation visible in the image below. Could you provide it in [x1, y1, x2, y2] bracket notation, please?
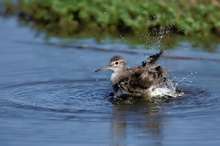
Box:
[2, 0, 220, 41]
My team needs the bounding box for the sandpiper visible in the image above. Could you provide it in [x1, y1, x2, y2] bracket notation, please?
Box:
[95, 51, 170, 97]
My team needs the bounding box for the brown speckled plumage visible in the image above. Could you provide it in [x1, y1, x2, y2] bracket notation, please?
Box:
[95, 51, 169, 96]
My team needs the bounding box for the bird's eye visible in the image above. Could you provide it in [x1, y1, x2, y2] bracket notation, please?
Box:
[115, 62, 118, 65]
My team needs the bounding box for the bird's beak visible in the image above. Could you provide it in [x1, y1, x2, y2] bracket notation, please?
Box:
[95, 65, 109, 72]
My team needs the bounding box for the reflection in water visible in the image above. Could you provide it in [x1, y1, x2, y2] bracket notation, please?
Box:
[111, 108, 126, 146]
[111, 102, 163, 146]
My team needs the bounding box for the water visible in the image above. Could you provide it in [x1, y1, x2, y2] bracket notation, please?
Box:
[1, 17, 220, 146]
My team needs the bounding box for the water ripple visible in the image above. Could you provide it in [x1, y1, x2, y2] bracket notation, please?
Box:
[0, 79, 112, 120]
[0, 77, 219, 120]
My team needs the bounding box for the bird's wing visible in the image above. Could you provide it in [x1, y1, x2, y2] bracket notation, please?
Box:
[142, 50, 163, 66]
[119, 65, 167, 94]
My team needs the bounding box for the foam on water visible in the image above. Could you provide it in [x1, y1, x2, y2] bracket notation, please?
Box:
[150, 71, 199, 99]
[149, 80, 184, 99]
[150, 71, 199, 98]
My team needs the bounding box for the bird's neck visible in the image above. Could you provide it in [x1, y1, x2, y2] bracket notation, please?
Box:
[110, 67, 126, 85]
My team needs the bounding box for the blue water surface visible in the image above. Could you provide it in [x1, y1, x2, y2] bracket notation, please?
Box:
[0, 17, 220, 146]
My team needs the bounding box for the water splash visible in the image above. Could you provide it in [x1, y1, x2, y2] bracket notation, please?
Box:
[149, 79, 184, 100]
[175, 72, 197, 86]
[149, 72, 198, 100]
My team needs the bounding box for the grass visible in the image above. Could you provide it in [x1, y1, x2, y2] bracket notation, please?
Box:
[2, 0, 220, 49]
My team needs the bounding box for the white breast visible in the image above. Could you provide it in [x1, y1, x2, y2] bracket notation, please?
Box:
[110, 72, 119, 85]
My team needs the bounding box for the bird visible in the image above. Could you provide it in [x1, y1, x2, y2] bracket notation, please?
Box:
[95, 51, 170, 98]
